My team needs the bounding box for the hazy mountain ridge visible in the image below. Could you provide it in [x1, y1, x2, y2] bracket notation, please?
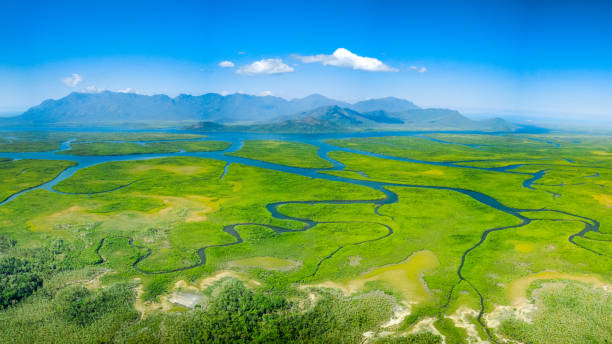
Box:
[12, 91, 352, 124]
[7, 91, 519, 132]
[351, 97, 420, 113]
[190, 105, 519, 133]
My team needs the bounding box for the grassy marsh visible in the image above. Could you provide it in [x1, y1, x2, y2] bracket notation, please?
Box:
[0, 132, 610, 343]
[229, 140, 334, 168]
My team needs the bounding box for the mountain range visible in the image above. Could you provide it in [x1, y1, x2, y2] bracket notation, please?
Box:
[189, 105, 518, 133]
[4, 91, 520, 132]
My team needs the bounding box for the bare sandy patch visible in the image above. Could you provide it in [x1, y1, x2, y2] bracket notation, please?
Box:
[409, 317, 446, 343]
[485, 303, 537, 329]
[132, 278, 172, 319]
[381, 302, 414, 328]
[168, 291, 203, 308]
[348, 255, 362, 266]
[447, 306, 489, 343]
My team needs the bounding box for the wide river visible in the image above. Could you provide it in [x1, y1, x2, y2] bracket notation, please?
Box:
[0, 128, 607, 337]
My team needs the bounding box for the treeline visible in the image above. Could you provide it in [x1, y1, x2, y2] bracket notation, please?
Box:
[0, 256, 43, 308]
[0, 235, 441, 343]
[118, 279, 442, 344]
[0, 235, 85, 310]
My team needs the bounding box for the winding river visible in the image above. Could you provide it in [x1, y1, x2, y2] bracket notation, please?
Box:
[1, 128, 610, 340]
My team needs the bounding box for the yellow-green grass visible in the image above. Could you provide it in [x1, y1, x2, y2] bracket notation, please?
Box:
[3, 156, 382, 289]
[326, 134, 612, 166]
[0, 131, 69, 152]
[461, 220, 611, 310]
[0, 159, 76, 202]
[507, 271, 609, 305]
[226, 256, 301, 271]
[70, 132, 205, 143]
[228, 140, 334, 168]
[1, 133, 610, 343]
[311, 250, 439, 302]
[458, 159, 569, 169]
[60, 140, 230, 156]
[325, 136, 541, 162]
[276, 186, 521, 312]
[499, 280, 612, 344]
[320, 151, 543, 208]
[0, 131, 207, 152]
[321, 151, 612, 235]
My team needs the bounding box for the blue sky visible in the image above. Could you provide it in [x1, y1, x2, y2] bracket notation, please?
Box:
[1, 0, 611, 120]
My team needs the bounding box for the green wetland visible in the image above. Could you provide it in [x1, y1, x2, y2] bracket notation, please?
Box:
[0, 130, 610, 343]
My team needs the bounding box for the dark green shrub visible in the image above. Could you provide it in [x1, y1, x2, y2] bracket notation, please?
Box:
[55, 283, 135, 325]
[0, 257, 43, 309]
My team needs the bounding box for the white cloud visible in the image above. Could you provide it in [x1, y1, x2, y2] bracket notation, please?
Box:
[84, 86, 138, 94]
[84, 85, 104, 93]
[295, 48, 398, 72]
[61, 73, 83, 87]
[237, 51, 246, 55]
[259, 91, 274, 96]
[218, 60, 235, 68]
[409, 65, 427, 73]
[236, 58, 294, 75]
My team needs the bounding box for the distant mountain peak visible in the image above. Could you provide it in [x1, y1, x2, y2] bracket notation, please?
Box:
[296, 93, 329, 100]
[7, 91, 517, 133]
[351, 97, 420, 113]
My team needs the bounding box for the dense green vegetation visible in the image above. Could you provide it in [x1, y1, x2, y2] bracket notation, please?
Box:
[61, 140, 231, 156]
[0, 256, 43, 308]
[0, 131, 610, 343]
[0, 131, 68, 152]
[124, 279, 399, 343]
[499, 281, 611, 343]
[0, 131, 206, 152]
[70, 132, 205, 143]
[229, 140, 334, 168]
[0, 158, 76, 201]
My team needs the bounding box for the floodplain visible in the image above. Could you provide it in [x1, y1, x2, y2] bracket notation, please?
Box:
[0, 130, 610, 343]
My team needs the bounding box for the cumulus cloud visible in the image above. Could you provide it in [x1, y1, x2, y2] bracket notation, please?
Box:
[218, 60, 235, 68]
[295, 48, 398, 72]
[236, 58, 294, 75]
[259, 91, 274, 96]
[61, 73, 83, 87]
[409, 65, 428, 73]
[116, 88, 134, 93]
